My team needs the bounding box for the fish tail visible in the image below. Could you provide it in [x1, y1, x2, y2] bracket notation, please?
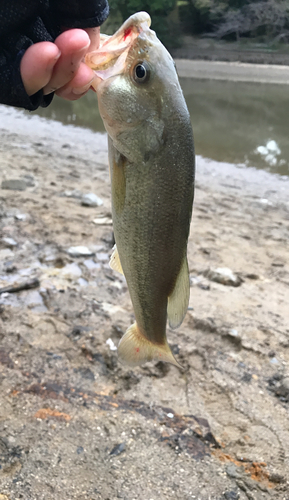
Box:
[118, 322, 181, 367]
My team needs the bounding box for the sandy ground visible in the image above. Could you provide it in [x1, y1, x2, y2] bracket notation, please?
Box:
[0, 103, 289, 500]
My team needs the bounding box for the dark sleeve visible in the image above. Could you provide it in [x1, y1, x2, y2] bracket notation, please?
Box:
[0, 0, 109, 111]
[0, 49, 53, 111]
[0, 14, 55, 111]
[49, 0, 109, 29]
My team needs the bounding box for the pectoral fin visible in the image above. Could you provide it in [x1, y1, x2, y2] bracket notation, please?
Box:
[167, 256, 190, 329]
[118, 322, 181, 368]
[109, 245, 124, 275]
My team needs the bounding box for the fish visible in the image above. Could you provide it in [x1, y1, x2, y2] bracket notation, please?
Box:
[85, 12, 195, 367]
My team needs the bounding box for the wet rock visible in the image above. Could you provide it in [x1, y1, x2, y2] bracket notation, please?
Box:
[81, 193, 103, 207]
[1, 179, 27, 191]
[206, 267, 242, 287]
[21, 174, 35, 187]
[109, 442, 126, 456]
[226, 464, 242, 479]
[67, 246, 94, 258]
[2, 237, 17, 248]
[223, 491, 240, 500]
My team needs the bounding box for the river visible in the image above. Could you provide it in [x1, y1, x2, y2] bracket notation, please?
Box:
[29, 78, 289, 177]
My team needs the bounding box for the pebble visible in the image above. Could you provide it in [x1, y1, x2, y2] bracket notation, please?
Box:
[15, 213, 27, 221]
[2, 237, 17, 247]
[67, 246, 94, 257]
[207, 267, 242, 287]
[1, 179, 27, 191]
[106, 338, 117, 351]
[224, 491, 240, 500]
[81, 193, 103, 207]
[93, 216, 112, 225]
[226, 328, 241, 345]
[270, 357, 279, 365]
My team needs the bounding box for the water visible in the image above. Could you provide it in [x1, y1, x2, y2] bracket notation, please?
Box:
[31, 78, 289, 177]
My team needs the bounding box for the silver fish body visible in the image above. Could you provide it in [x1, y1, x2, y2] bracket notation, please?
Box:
[86, 12, 195, 366]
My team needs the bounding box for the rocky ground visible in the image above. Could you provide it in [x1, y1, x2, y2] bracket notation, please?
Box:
[0, 104, 289, 500]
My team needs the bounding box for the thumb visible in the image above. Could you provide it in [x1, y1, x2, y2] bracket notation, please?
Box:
[20, 42, 61, 96]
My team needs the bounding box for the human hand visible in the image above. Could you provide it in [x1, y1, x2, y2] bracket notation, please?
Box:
[20, 28, 100, 100]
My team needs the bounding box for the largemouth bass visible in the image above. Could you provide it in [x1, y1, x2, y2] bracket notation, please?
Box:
[86, 12, 195, 367]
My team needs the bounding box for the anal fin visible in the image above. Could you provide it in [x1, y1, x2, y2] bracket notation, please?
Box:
[167, 256, 190, 329]
[118, 322, 181, 368]
[109, 245, 124, 275]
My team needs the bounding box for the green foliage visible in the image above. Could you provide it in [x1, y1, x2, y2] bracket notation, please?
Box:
[108, 0, 181, 49]
[109, 0, 177, 18]
[179, 0, 289, 43]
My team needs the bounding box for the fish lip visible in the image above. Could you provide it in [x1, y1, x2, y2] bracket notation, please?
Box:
[85, 11, 152, 81]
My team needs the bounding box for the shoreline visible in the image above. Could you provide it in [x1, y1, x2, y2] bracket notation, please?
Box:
[1, 104, 289, 190]
[175, 58, 289, 83]
[0, 105, 289, 499]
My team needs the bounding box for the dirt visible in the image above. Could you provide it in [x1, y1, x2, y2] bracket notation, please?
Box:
[0, 103, 289, 500]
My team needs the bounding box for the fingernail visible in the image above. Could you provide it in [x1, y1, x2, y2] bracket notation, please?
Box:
[72, 79, 94, 95]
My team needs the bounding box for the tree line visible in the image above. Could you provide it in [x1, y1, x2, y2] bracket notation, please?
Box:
[107, 0, 289, 47]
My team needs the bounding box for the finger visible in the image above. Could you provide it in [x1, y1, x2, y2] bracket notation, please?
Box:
[20, 42, 61, 96]
[43, 29, 90, 95]
[55, 62, 95, 99]
[84, 27, 100, 52]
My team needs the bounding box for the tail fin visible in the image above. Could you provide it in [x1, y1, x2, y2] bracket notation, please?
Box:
[118, 322, 181, 368]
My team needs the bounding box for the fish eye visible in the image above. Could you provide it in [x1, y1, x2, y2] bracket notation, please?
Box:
[133, 62, 150, 83]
